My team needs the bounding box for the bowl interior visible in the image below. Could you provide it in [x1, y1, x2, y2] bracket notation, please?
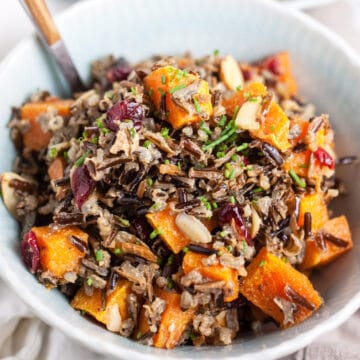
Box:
[0, 0, 359, 359]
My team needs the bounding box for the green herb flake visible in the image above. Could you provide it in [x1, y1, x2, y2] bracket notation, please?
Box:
[130, 87, 137, 95]
[158, 87, 166, 96]
[298, 163, 308, 169]
[242, 240, 247, 253]
[129, 127, 136, 138]
[63, 151, 69, 161]
[236, 143, 249, 152]
[95, 250, 103, 262]
[164, 159, 170, 165]
[177, 161, 182, 170]
[269, 125, 276, 132]
[200, 120, 212, 135]
[74, 150, 90, 167]
[114, 248, 122, 255]
[167, 254, 174, 265]
[81, 310, 87, 316]
[150, 202, 162, 211]
[229, 196, 236, 204]
[258, 260, 266, 268]
[143, 140, 152, 148]
[289, 170, 306, 188]
[86, 278, 93, 286]
[193, 98, 202, 113]
[253, 187, 263, 193]
[189, 333, 196, 341]
[212, 202, 218, 209]
[147, 178, 154, 186]
[231, 154, 238, 162]
[220, 231, 226, 238]
[236, 85, 242, 92]
[167, 278, 174, 289]
[218, 115, 227, 127]
[91, 137, 98, 144]
[150, 228, 163, 240]
[82, 131, 88, 139]
[161, 75, 166, 84]
[161, 127, 169, 138]
[169, 84, 186, 94]
[247, 97, 259, 103]
[49, 147, 58, 159]
[213, 49, 220, 56]
[148, 88, 154, 97]
[182, 246, 189, 253]
[136, 331, 143, 340]
[119, 218, 130, 227]
[104, 90, 113, 100]
[226, 245, 233, 252]
[216, 151, 225, 159]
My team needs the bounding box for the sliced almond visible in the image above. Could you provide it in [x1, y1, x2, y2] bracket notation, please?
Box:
[105, 304, 122, 332]
[175, 212, 212, 244]
[235, 97, 262, 131]
[220, 55, 244, 91]
[250, 206, 262, 239]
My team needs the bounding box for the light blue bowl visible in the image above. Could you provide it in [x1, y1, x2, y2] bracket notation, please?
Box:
[0, 0, 359, 359]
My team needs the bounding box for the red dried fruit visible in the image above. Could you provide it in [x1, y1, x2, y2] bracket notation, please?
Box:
[21, 231, 40, 273]
[105, 100, 145, 132]
[314, 147, 335, 169]
[218, 203, 252, 245]
[71, 165, 95, 208]
[106, 61, 132, 83]
[262, 55, 282, 76]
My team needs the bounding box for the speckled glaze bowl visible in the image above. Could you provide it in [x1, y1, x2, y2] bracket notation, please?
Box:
[0, 0, 359, 359]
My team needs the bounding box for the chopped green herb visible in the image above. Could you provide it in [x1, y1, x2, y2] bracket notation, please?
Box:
[298, 163, 308, 169]
[86, 278, 93, 286]
[242, 240, 247, 253]
[193, 98, 202, 113]
[236, 85, 242, 92]
[229, 168, 236, 180]
[236, 143, 249, 152]
[177, 161, 182, 170]
[247, 97, 259, 103]
[213, 49, 220, 56]
[129, 127, 136, 138]
[150, 228, 163, 240]
[95, 114, 110, 134]
[63, 151, 69, 161]
[81, 310, 87, 316]
[158, 87, 166, 96]
[130, 86, 137, 94]
[91, 137, 98, 144]
[161, 75, 166, 84]
[147, 178, 153, 186]
[203, 126, 236, 151]
[258, 260, 266, 268]
[220, 231, 226, 238]
[253, 187, 263, 193]
[289, 170, 306, 188]
[49, 147, 58, 159]
[150, 202, 162, 211]
[136, 331, 143, 340]
[182, 247, 189, 253]
[269, 125, 276, 132]
[167, 278, 174, 289]
[216, 151, 225, 158]
[143, 140, 151, 148]
[161, 127, 169, 138]
[217, 250, 223, 256]
[148, 88, 154, 97]
[114, 248, 122, 255]
[218, 115, 227, 127]
[212, 202, 218, 209]
[283, 257, 289, 263]
[167, 254, 174, 265]
[82, 131, 88, 139]
[229, 196, 236, 204]
[164, 159, 170, 164]
[226, 245, 233, 252]
[119, 218, 130, 227]
[95, 250, 103, 262]
[104, 90, 113, 99]
[74, 150, 90, 167]
[169, 84, 186, 94]
[189, 333, 196, 341]
[200, 120, 212, 135]
[231, 154, 238, 162]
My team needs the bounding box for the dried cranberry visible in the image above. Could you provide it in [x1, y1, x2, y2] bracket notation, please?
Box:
[21, 231, 40, 274]
[314, 147, 335, 169]
[262, 55, 282, 76]
[105, 100, 144, 132]
[71, 165, 95, 208]
[106, 60, 132, 83]
[218, 203, 252, 245]
[242, 68, 252, 82]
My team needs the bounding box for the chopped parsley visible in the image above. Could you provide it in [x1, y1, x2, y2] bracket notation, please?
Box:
[289, 170, 306, 188]
[143, 140, 152, 148]
[74, 150, 90, 167]
[161, 127, 169, 138]
[95, 250, 103, 262]
[169, 84, 186, 94]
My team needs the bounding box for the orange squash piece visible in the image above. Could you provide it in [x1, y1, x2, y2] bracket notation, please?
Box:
[298, 192, 329, 232]
[182, 251, 239, 302]
[21, 100, 73, 151]
[301, 216, 353, 270]
[283, 150, 311, 178]
[146, 205, 190, 254]
[239, 248, 322, 327]
[32, 226, 88, 278]
[153, 287, 196, 349]
[71, 279, 132, 325]
[144, 66, 212, 129]
[250, 102, 291, 151]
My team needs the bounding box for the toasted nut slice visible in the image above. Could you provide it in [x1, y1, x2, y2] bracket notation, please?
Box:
[159, 163, 185, 176]
[251, 206, 262, 238]
[220, 55, 244, 91]
[235, 97, 262, 131]
[175, 212, 211, 244]
[105, 304, 122, 332]
[1, 172, 35, 218]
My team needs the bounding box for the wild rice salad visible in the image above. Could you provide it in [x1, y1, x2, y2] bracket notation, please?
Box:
[1, 51, 354, 348]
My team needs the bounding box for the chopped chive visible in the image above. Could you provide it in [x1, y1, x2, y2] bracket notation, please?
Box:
[63, 151, 69, 161]
[148, 88, 154, 96]
[74, 150, 90, 167]
[164, 159, 170, 164]
[200, 121, 212, 135]
[236, 85, 242, 92]
[169, 84, 186, 94]
[114, 248, 122, 255]
[150, 202, 162, 211]
[130, 87, 137, 94]
[161, 127, 169, 138]
[189, 333, 196, 341]
[86, 278, 93, 286]
[147, 178, 153, 186]
[182, 247, 189, 253]
[203, 127, 236, 151]
[81, 310, 87, 316]
[298, 163, 308, 169]
[129, 127, 136, 138]
[231, 154, 238, 161]
[226, 245, 233, 252]
[136, 331, 143, 340]
[158, 87, 166, 96]
[236, 143, 249, 152]
[242, 240, 247, 253]
[289, 170, 306, 188]
[247, 97, 259, 102]
[167, 278, 174, 289]
[269, 125, 276, 132]
[220, 231, 226, 238]
[229, 168, 236, 180]
[177, 161, 182, 170]
[213, 49, 220, 56]
[150, 228, 163, 240]
[224, 169, 231, 178]
[229, 196, 236, 204]
[161, 75, 166, 84]
[49, 147, 58, 159]
[216, 151, 225, 158]
[91, 137, 98, 144]
[104, 90, 113, 99]
[212, 202, 218, 209]
[218, 115, 227, 127]
[119, 218, 130, 227]
[82, 131, 88, 139]
[95, 250, 103, 262]
[167, 254, 174, 265]
[143, 140, 152, 148]
[193, 98, 202, 113]
[258, 260, 266, 267]
[253, 187, 263, 193]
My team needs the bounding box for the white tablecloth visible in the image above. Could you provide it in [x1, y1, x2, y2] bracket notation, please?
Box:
[0, 1, 359, 359]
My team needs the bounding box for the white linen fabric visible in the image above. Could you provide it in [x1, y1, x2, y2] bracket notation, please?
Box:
[0, 1, 359, 359]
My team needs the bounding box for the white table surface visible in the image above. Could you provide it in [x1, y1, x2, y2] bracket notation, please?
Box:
[0, 1, 359, 359]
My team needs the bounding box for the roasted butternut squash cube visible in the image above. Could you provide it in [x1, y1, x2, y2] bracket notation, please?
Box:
[146, 205, 190, 254]
[301, 216, 353, 270]
[182, 251, 239, 302]
[239, 248, 322, 327]
[144, 66, 212, 129]
[71, 280, 132, 327]
[32, 226, 88, 278]
[21, 100, 73, 151]
[283, 150, 311, 178]
[298, 192, 329, 232]
[153, 287, 196, 349]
